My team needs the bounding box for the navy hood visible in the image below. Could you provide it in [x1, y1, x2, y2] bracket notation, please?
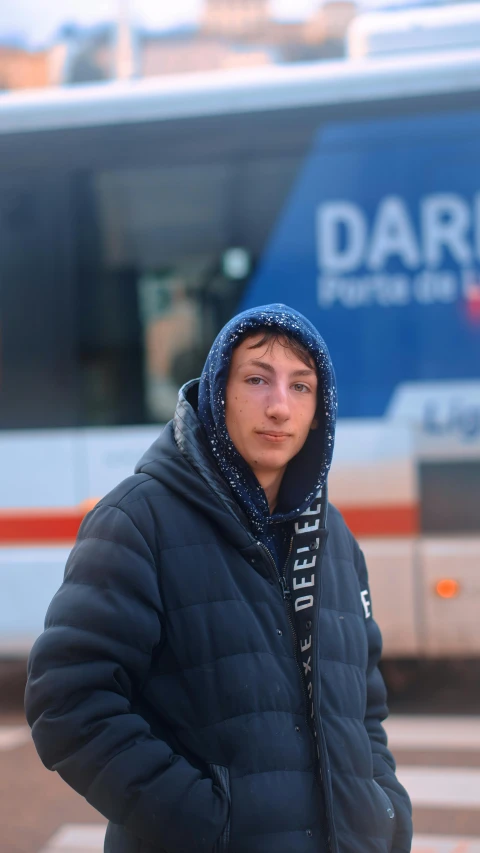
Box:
[197, 303, 337, 535]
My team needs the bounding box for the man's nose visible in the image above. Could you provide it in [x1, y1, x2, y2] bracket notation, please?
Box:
[265, 383, 290, 421]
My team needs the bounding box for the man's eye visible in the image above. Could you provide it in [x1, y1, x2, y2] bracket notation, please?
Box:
[293, 383, 309, 393]
[247, 377, 265, 385]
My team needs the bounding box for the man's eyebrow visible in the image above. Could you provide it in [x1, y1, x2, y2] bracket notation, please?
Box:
[244, 359, 275, 373]
[241, 360, 316, 377]
[291, 368, 316, 377]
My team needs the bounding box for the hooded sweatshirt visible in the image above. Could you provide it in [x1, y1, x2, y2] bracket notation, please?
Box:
[197, 303, 337, 566]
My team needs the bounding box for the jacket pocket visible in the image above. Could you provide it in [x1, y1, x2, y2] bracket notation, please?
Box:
[209, 764, 231, 853]
[373, 779, 396, 845]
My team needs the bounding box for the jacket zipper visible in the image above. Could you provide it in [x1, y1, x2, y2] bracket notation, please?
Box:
[258, 534, 336, 851]
[257, 539, 313, 733]
[312, 529, 338, 853]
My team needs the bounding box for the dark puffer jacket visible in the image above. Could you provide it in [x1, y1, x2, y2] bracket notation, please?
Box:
[25, 383, 412, 853]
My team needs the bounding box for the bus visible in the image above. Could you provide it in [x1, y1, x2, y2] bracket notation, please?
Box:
[0, 45, 479, 661]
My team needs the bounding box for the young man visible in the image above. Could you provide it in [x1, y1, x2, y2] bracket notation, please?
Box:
[26, 304, 412, 853]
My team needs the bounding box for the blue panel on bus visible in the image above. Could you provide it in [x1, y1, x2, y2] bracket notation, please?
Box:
[241, 111, 480, 417]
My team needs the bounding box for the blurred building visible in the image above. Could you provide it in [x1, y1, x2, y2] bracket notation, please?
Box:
[0, 44, 49, 90]
[0, 0, 358, 91]
[141, 32, 273, 77]
[67, 25, 112, 84]
[202, 0, 271, 38]
[302, 1, 358, 59]
[307, 2, 358, 44]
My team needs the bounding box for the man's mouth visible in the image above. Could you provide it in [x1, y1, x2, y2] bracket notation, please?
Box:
[256, 431, 292, 443]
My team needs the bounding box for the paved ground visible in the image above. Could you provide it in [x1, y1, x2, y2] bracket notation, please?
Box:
[2, 706, 480, 853]
[0, 711, 99, 853]
[388, 717, 480, 840]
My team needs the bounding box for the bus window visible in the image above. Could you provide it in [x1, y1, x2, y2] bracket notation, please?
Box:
[81, 161, 239, 423]
[419, 460, 480, 533]
[240, 156, 303, 255]
[0, 177, 78, 429]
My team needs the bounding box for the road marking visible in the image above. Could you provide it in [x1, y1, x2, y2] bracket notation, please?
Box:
[385, 716, 480, 751]
[38, 824, 107, 852]
[398, 766, 480, 808]
[412, 837, 480, 853]
[0, 725, 30, 751]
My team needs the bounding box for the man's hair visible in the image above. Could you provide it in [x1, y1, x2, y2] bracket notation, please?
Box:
[239, 327, 315, 370]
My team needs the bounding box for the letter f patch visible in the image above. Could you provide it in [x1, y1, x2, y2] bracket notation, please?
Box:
[360, 589, 371, 619]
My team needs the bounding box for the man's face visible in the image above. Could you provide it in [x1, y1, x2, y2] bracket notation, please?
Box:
[225, 334, 318, 483]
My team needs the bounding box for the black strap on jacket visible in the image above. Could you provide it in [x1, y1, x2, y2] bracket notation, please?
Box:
[288, 487, 328, 737]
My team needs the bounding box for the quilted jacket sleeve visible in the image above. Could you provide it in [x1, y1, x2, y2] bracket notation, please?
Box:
[25, 501, 228, 853]
[354, 543, 413, 853]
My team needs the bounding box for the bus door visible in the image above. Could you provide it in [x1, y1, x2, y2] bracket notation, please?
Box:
[415, 412, 480, 657]
[0, 171, 80, 653]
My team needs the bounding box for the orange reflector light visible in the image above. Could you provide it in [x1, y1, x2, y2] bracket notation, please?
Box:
[435, 578, 460, 599]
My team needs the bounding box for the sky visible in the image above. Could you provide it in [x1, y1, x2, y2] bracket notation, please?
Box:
[0, 0, 326, 48]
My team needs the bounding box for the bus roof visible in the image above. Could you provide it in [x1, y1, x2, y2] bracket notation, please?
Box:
[1, 49, 480, 136]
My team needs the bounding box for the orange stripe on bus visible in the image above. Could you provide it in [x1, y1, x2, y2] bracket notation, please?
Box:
[341, 505, 419, 537]
[0, 502, 419, 544]
[0, 509, 86, 545]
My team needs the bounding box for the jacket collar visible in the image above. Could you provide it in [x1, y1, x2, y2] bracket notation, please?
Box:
[173, 379, 253, 538]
